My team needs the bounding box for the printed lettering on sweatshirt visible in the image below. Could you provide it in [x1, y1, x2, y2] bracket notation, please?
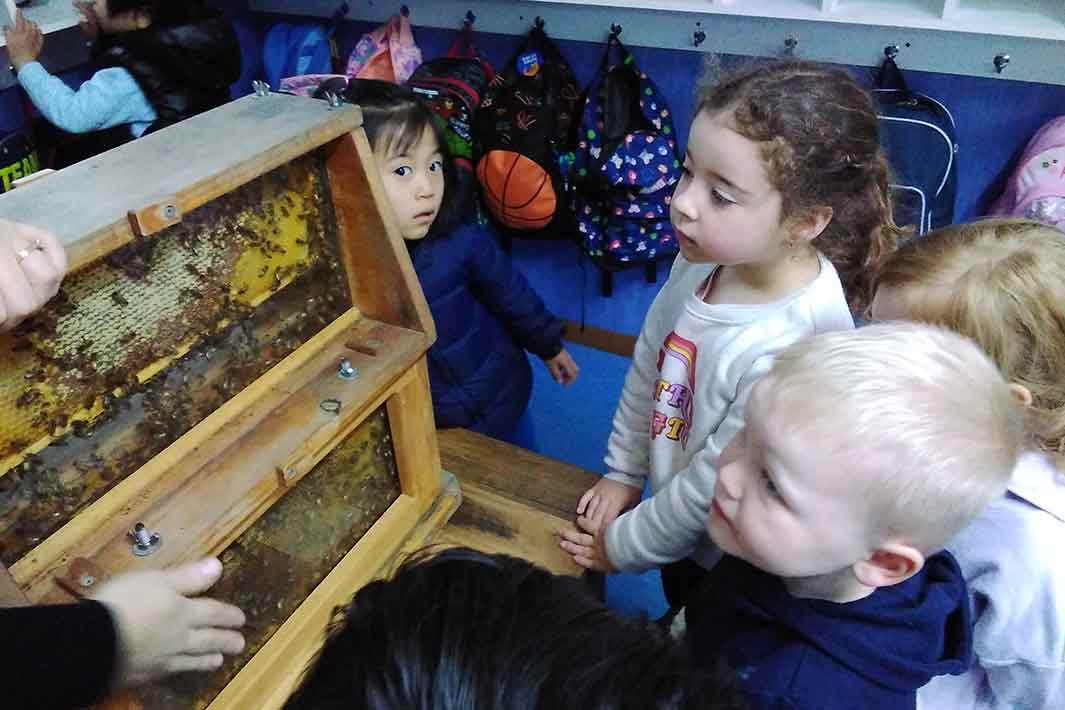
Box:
[652, 331, 696, 449]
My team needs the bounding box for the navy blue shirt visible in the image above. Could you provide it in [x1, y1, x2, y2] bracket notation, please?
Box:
[409, 223, 564, 438]
[687, 553, 973, 710]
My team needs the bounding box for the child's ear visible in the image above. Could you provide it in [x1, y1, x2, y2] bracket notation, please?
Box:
[852, 543, 924, 589]
[786, 206, 834, 245]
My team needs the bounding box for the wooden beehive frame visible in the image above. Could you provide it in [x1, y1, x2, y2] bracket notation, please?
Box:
[0, 93, 459, 708]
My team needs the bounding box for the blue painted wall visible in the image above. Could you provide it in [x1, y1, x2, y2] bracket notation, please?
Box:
[5, 13, 1064, 337]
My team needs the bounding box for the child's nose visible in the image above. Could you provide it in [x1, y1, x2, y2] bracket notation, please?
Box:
[411, 173, 432, 197]
[717, 459, 744, 501]
[671, 181, 697, 222]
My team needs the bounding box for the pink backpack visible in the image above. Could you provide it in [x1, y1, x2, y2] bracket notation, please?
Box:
[281, 13, 422, 97]
[989, 116, 1065, 231]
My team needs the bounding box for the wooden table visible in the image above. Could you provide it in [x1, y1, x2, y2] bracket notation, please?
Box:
[435, 428, 601, 582]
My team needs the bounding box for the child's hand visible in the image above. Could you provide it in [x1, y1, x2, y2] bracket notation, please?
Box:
[575, 477, 641, 535]
[90, 558, 246, 687]
[4, 11, 43, 72]
[74, 1, 100, 41]
[559, 524, 616, 572]
[544, 348, 579, 387]
[0, 220, 67, 331]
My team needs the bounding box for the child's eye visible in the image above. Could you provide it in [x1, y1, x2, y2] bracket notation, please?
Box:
[429, 159, 443, 172]
[393, 166, 412, 177]
[761, 471, 783, 501]
[711, 187, 736, 206]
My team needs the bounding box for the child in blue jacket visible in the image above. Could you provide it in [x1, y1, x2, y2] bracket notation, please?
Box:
[345, 79, 578, 441]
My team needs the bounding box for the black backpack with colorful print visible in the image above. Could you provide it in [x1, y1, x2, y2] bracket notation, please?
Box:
[473, 19, 581, 240]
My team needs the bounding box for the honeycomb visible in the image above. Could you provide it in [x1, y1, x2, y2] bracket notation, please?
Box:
[0, 151, 355, 564]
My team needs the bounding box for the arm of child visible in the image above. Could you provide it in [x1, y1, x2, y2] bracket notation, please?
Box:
[17, 63, 155, 135]
[985, 662, 1065, 710]
[463, 225, 568, 367]
[603, 358, 772, 572]
[560, 323, 672, 569]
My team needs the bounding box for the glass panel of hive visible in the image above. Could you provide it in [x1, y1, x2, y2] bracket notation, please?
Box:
[134, 406, 401, 710]
[0, 150, 353, 566]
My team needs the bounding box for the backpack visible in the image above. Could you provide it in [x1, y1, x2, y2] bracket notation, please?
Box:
[263, 23, 332, 91]
[571, 34, 680, 293]
[988, 115, 1065, 232]
[474, 20, 581, 239]
[345, 13, 423, 84]
[875, 56, 958, 236]
[407, 25, 493, 175]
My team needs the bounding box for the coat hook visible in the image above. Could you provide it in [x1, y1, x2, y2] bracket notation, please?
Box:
[693, 26, 706, 48]
[784, 35, 798, 56]
[611, 23, 623, 38]
[400, 5, 409, 17]
[464, 10, 476, 26]
[884, 44, 899, 60]
[534, 16, 545, 30]
[994, 54, 1010, 73]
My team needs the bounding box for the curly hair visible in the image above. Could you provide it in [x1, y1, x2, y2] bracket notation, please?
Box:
[696, 60, 904, 310]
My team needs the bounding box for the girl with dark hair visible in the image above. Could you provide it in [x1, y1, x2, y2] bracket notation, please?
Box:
[561, 60, 902, 622]
[344, 79, 578, 443]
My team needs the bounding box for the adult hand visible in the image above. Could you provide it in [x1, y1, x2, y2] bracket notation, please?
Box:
[90, 558, 247, 687]
[544, 348, 580, 387]
[0, 220, 67, 331]
[4, 11, 43, 72]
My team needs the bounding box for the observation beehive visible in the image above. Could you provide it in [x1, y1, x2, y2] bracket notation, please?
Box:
[0, 92, 458, 709]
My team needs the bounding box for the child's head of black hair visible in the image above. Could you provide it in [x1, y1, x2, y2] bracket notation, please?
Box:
[339, 79, 466, 235]
[284, 547, 746, 710]
[105, 0, 205, 27]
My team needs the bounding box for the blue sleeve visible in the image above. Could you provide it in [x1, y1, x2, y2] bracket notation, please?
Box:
[461, 225, 565, 360]
[17, 62, 157, 135]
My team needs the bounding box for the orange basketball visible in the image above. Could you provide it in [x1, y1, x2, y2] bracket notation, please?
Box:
[476, 150, 557, 230]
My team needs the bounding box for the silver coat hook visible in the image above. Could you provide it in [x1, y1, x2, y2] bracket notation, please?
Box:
[784, 35, 798, 56]
[884, 45, 900, 60]
[994, 54, 1011, 73]
[693, 23, 706, 48]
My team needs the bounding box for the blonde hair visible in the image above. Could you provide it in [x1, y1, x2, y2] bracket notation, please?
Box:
[873, 218, 1065, 454]
[769, 323, 1024, 552]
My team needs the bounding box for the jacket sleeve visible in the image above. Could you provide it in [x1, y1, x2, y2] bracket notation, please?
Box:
[602, 316, 661, 489]
[1, 600, 118, 708]
[464, 225, 565, 360]
[605, 355, 774, 572]
[17, 63, 156, 134]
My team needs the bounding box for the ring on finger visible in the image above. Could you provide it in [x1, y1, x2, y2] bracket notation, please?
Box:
[15, 238, 45, 263]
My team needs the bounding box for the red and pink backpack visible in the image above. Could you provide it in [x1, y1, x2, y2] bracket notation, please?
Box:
[989, 116, 1065, 232]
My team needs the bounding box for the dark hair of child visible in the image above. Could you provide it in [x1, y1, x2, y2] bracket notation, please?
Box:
[340, 79, 466, 236]
[106, 0, 208, 27]
[697, 60, 905, 309]
[284, 547, 747, 710]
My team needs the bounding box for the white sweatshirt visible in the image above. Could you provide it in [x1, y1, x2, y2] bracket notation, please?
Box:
[919, 451, 1065, 710]
[603, 252, 854, 572]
